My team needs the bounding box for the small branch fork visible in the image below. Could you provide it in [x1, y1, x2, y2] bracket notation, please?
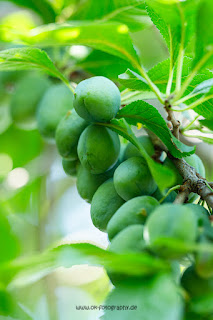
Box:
[148, 100, 213, 210]
[171, 156, 213, 209]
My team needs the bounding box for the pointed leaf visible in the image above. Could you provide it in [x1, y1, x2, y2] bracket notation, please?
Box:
[117, 100, 195, 158]
[103, 274, 183, 320]
[1, 0, 56, 23]
[199, 119, 213, 131]
[0, 47, 70, 86]
[194, 0, 213, 67]
[26, 22, 140, 70]
[145, 0, 199, 64]
[192, 78, 213, 95]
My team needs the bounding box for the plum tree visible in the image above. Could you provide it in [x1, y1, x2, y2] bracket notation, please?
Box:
[77, 124, 120, 174]
[122, 136, 154, 161]
[107, 196, 159, 240]
[144, 204, 198, 258]
[37, 83, 74, 139]
[90, 179, 125, 232]
[10, 73, 51, 129]
[74, 76, 121, 122]
[114, 157, 157, 201]
[56, 110, 88, 160]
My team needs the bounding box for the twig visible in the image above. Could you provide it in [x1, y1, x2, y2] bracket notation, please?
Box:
[172, 156, 213, 209]
[165, 102, 180, 139]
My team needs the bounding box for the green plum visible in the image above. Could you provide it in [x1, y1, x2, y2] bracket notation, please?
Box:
[74, 76, 121, 122]
[122, 135, 154, 161]
[62, 158, 79, 177]
[77, 164, 116, 203]
[114, 157, 157, 201]
[107, 196, 159, 240]
[90, 179, 125, 232]
[77, 124, 120, 174]
[181, 265, 213, 297]
[144, 204, 198, 258]
[195, 232, 213, 278]
[37, 83, 74, 139]
[185, 204, 211, 232]
[10, 73, 51, 129]
[56, 110, 88, 160]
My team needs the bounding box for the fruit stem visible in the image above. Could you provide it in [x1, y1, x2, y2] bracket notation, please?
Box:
[159, 185, 181, 204]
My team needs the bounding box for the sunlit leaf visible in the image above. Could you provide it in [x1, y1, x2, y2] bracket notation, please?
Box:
[102, 274, 183, 320]
[26, 22, 140, 70]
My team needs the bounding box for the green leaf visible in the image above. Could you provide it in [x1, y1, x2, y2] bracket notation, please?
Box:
[117, 100, 196, 158]
[119, 57, 191, 94]
[190, 293, 213, 315]
[70, 0, 148, 32]
[26, 22, 140, 70]
[0, 47, 70, 87]
[194, 0, 213, 67]
[98, 118, 176, 191]
[192, 78, 213, 95]
[119, 69, 148, 91]
[199, 119, 213, 131]
[191, 136, 213, 144]
[1, 243, 168, 288]
[102, 274, 183, 320]
[121, 90, 156, 105]
[0, 0, 56, 24]
[76, 50, 132, 80]
[145, 1, 195, 64]
[0, 212, 19, 265]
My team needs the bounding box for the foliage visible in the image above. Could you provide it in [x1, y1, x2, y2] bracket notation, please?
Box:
[0, 0, 213, 319]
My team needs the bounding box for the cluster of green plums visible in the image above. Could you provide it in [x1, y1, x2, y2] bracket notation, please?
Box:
[10, 73, 213, 317]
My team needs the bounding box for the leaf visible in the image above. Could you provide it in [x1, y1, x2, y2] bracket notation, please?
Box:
[119, 57, 190, 94]
[76, 50, 132, 80]
[145, 1, 198, 64]
[121, 90, 156, 105]
[192, 136, 213, 144]
[190, 293, 213, 315]
[117, 100, 195, 158]
[192, 78, 213, 95]
[194, 0, 213, 67]
[199, 119, 213, 131]
[1, 243, 168, 288]
[70, 0, 148, 31]
[0, 0, 56, 24]
[26, 22, 140, 70]
[0, 47, 70, 86]
[102, 274, 183, 320]
[119, 69, 148, 91]
[0, 212, 19, 265]
[98, 118, 176, 191]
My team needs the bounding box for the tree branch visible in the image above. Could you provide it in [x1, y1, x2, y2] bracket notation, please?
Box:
[165, 102, 180, 139]
[146, 128, 213, 209]
[171, 156, 213, 209]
